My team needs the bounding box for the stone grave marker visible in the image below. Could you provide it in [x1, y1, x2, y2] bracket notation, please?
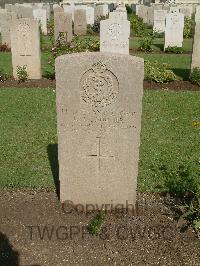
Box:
[33, 8, 47, 35]
[10, 18, 41, 79]
[191, 6, 200, 69]
[55, 52, 144, 208]
[74, 9, 87, 36]
[164, 11, 184, 49]
[54, 11, 73, 43]
[153, 9, 168, 33]
[100, 19, 130, 54]
[0, 11, 16, 48]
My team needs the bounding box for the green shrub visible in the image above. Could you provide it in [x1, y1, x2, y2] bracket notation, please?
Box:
[157, 163, 200, 233]
[46, 36, 100, 79]
[129, 14, 150, 37]
[165, 46, 184, 54]
[138, 36, 153, 52]
[0, 68, 9, 82]
[16, 65, 28, 82]
[144, 60, 178, 83]
[125, 4, 132, 14]
[190, 67, 200, 86]
[184, 16, 195, 38]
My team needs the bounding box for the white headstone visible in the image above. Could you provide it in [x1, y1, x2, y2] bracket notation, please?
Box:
[164, 12, 184, 49]
[100, 19, 130, 55]
[33, 8, 47, 35]
[153, 10, 168, 33]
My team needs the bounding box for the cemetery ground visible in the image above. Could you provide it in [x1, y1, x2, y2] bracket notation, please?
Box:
[0, 88, 200, 264]
[0, 26, 200, 265]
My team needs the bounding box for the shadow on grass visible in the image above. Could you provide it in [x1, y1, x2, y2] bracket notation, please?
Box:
[153, 42, 164, 51]
[47, 144, 60, 199]
[172, 68, 190, 80]
[0, 232, 19, 266]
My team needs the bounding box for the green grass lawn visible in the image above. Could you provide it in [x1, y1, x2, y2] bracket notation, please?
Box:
[0, 51, 191, 80]
[0, 89, 199, 192]
[129, 37, 193, 52]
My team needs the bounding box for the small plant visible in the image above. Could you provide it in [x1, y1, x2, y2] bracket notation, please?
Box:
[125, 4, 132, 14]
[138, 36, 153, 52]
[184, 16, 195, 38]
[46, 36, 100, 79]
[165, 46, 184, 54]
[0, 43, 10, 52]
[157, 163, 200, 235]
[87, 211, 106, 235]
[128, 14, 147, 37]
[16, 65, 28, 82]
[0, 68, 9, 82]
[190, 67, 200, 86]
[145, 60, 178, 83]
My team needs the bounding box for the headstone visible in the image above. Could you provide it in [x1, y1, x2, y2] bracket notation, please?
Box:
[153, 9, 168, 33]
[55, 52, 144, 208]
[33, 8, 47, 35]
[94, 5, 107, 20]
[63, 4, 74, 21]
[74, 9, 87, 36]
[54, 5, 64, 14]
[54, 11, 73, 43]
[191, 6, 200, 69]
[86, 6, 94, 25]
[164, 12, 184, 49]
[147, 6, 154, 25]
[43, 4, 51, 20]
[0, 12, 16, 48]
[180, 5, 193, 18]
[16, 6, 34, 19]
[100, 19, 130, 54]
[109, 11, 127, 20]
[10, 18, 41, 79]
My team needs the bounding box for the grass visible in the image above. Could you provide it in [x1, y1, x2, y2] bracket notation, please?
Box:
[139, 54, 191, 80]
[129, 37, 193, 52]
[0, 89, 199, 192]
[0, 51, 191, 81]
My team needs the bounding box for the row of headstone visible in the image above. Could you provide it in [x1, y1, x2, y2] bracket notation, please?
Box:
[100, 6, 130, 54]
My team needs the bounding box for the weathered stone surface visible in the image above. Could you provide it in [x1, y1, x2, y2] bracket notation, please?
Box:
[33, 8, 47, 35]
[191, 6, 200, 69]
[94, 4, 108, 20]
[164, 11, 184, 49]
[0, 11, 16, 48]
[109, 10, 127, 20]
[74, 9, 87, 36]
[54, 11, 73, 43]
[153, 9, 168, 33]
[55, 52, 144, 207]
[100, 19, 130, 54]
[10, 18, 41, 79]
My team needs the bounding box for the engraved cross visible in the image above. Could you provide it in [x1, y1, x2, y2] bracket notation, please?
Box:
[82, 137, 115, 170]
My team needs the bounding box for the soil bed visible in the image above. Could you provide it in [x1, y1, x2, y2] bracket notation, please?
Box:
[0, 190, 199, 265]
[0, 79, 200, 91]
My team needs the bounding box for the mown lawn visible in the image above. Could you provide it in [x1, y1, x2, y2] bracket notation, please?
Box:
[0, 89, 199, 191]
[0, 51, 191, 80]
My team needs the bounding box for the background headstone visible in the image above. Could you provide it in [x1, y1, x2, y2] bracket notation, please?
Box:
[10, 18, 41, 79]
[100, 19, 130, 54]
[33, 8, 47, 35]
[54, 11, 73, 43]
[191, 6, 200, 69]
[153, 9, 168, 33]
[164, 11, 184, 49]
[74, 9, 87, 36]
